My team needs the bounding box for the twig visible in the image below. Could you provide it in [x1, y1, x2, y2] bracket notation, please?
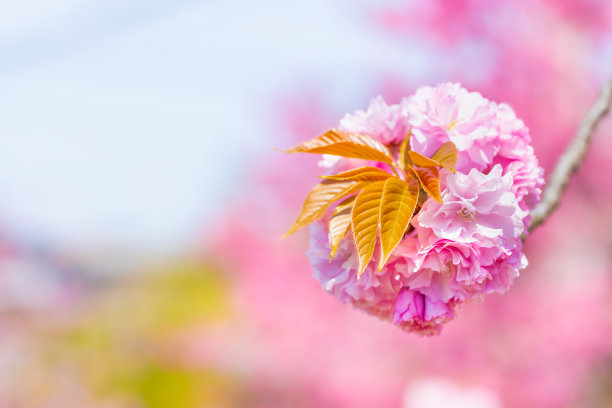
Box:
[528, 80, 612, 232]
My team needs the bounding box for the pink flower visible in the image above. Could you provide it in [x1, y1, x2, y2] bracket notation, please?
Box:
[412, 239, 493, 299]
[390, 238, 525, 334]
[393, 287, 454, 336]
[499, 154, 544, 211]
[308, 221, 415, 319]
[339, 96, 411, 145]
[492, 103, 545, 211]
[483, 244, 526, 294]
[416, 164, 526, 245]
[408, 83, 500, 171]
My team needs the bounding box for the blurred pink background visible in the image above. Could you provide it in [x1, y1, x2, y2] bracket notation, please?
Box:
[1, 1, 612, 407]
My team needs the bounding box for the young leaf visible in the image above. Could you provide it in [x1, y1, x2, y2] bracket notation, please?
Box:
[351, 181, 385, 278]
[378, 176, 419, 271]
[408, 150, 439, 168]
[321, 166, 393, 182]
[285, 129, 393, 164]
[284, 180, 363, 238]
[328, 196, 356, 261]
[411, 166, 442, 204]
[432, 141, 458, 172]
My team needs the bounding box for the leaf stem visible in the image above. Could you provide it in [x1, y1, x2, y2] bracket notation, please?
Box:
[390, 163, 401, 179]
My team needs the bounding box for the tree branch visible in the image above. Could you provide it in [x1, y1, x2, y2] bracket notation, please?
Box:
[528, 80, 612, 232]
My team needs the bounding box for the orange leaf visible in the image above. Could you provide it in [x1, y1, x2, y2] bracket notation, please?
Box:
[321, 166, 393, 182]
[408, 150, 439, 168]
[351, 181, 385, 278]
[285, 129, 393, 164]
[412, 167, 442, 204]
[284, 180, 363, 238]
[378, 177, 419, 271]
[432, 142, 458, 172]
[328, 196, 356, 261]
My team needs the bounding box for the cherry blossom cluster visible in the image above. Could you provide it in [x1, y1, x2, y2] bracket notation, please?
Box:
[308, 83, 544, 335]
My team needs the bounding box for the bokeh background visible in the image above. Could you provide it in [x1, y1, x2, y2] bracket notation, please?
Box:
[1, 1, 612, 407]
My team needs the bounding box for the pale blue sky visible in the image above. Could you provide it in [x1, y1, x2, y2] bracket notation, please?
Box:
[0, 0, 434, 253]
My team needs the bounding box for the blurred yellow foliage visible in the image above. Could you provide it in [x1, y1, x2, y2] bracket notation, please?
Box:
[8, 259, 241, 407]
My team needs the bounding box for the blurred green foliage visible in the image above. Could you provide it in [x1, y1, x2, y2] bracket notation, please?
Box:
[26, 260, 239, 407]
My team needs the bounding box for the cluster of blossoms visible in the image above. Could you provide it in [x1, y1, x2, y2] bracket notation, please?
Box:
[308, 83, 544, 335]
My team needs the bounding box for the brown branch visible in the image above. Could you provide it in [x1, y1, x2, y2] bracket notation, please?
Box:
[528, 80, 612, 233]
